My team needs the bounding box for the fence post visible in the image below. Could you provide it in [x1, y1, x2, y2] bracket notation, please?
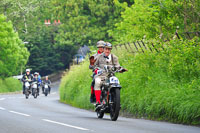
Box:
[143, 41, 153, 52]
[123, 43, 129, 52]
[128, 43, 135, 53]
[140, 40, 147, 50]
[186, 32, 191, 39]
[151, 43, 158, 52]
[137, 41, 144, 53]
[176, 32, 180, 39]
[148, 42, 153, 52]
[133, 42, 139, 53]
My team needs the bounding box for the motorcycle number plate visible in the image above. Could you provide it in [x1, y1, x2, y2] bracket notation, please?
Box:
[45, 85, 48, 88]
[25, 82, 30, 87]
[110, 77, 120, 84]
[33, 84, 37, 88]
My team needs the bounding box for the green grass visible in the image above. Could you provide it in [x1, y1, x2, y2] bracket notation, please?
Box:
[0, 77, 22, 93]
[60, 63, 93, 109]
[60, 38, 200, 125]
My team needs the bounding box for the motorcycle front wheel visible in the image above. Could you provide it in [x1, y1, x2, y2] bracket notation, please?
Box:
[110, 88, 120, 121]
[44, 89, 48, 96]
[25, 89, 29, 99]
[33, 89, 37, 99]
[97, 110, 104, 119]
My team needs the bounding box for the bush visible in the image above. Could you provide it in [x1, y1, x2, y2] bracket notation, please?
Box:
[0, 78, 22, 93]
[59, 62, 93, 109]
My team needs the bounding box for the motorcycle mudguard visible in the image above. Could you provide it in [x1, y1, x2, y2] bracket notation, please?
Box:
[109, 84, 122, 92]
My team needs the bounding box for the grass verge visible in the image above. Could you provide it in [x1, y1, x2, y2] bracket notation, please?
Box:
[0, 77, 22, 93]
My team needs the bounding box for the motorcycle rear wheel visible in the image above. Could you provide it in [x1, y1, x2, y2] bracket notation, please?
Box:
[25, 94, 29, 99]
[110, 88, 120, 121]
[33, 90, 37, 99]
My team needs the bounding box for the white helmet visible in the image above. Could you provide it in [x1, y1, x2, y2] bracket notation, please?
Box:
[26, 69, 30, 72]
[34, 72, 38, 75]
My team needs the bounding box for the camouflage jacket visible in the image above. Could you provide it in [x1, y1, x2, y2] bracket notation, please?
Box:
[94, 53, 120, 71]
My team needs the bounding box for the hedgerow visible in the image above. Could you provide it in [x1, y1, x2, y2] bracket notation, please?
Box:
[60, 38, 200, 125]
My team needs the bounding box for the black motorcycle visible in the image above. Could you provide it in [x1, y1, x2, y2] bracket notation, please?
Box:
[95, 65, 127, 121]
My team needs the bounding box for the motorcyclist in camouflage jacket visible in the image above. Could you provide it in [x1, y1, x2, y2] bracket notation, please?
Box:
[89, 40, 105, 103]
[93, 42, 120, 105]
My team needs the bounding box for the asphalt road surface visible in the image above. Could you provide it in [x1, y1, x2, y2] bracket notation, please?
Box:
[0, 81, 199, 133]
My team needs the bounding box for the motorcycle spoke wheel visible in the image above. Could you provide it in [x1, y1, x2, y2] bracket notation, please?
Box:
[110, 89, 120, 121]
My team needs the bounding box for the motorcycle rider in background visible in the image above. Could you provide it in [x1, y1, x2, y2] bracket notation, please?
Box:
[38, 72, 41, 81]
[33, 72, 42, 95]
[42, 76, 51, 94]
[93, 42, 121, 107]
[21, 69, 33, 94]
[89, 40, 105, 103]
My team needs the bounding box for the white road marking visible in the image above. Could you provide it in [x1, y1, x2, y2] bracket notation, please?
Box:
[9, 111, 30, 117]
[0, 98, 5, 101]
[0, 107, 6, 110]
[51, 92, 56, 95]
[42, 119, 90, 131]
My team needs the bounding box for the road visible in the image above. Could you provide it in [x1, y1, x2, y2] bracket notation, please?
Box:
[0, 81, 199, 133]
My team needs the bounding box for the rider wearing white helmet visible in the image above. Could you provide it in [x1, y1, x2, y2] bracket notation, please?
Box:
[21, 69, 33, 94]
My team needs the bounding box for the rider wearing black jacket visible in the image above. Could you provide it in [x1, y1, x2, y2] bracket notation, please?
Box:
[42, 76, 51, 94]
[21, 69, 33, 94]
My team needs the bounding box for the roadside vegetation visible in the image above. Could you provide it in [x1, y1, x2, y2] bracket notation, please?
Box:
[0, 78, 22, 93]
[59, 0, 200, 125]
[60, 37, 200, 125]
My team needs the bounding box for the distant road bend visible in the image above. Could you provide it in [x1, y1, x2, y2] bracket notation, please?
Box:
[0, 81, 199, 133]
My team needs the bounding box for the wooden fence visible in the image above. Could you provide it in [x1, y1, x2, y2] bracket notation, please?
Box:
[113, 31, 200, 54]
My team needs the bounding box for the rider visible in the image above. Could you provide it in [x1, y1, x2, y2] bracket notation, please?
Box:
[93, 42, 120, 106]
[33, 72, 42, 95]
[42, 76, 51, 94]
[89, 40, 105, 103]
[38, 72, 41, 81]
[21, 69, 33, 94]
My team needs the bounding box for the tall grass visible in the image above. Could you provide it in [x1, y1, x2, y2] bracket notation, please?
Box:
[60, 63, 93, 109]
[0, 77, 22, 93]
[59, 38, 200, 125]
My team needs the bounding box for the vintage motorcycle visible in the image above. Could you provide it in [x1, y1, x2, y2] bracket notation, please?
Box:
[95, 65, 127, 121]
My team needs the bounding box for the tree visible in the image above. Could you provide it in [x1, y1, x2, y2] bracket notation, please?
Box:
[109, 0, 200, 44]
[0, 14, 29, 78]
